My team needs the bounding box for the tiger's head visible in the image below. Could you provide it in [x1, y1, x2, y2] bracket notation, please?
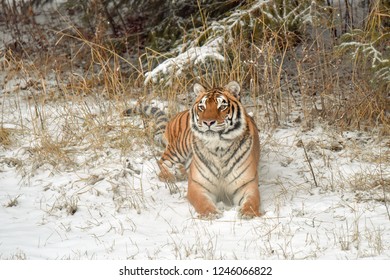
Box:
[190, 81, 247, 141]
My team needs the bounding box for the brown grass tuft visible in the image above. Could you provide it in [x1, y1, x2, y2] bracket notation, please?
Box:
[0, 127, 11, 147]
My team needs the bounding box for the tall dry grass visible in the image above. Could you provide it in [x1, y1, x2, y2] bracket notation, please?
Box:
[1, 1, 388, 176]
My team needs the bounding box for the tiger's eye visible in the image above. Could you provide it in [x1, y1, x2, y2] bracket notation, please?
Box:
[198, 104, 205, 111]
[219, 104, 228, 111]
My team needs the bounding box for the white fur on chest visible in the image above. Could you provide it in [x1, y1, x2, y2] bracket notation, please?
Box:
[192, 134, 251, 185]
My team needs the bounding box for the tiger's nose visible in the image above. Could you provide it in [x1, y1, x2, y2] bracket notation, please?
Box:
[203, 120, 216, 127]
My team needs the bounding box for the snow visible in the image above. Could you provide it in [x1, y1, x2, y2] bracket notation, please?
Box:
[1, 82, 389, 260]
[144, 37, 225, 86]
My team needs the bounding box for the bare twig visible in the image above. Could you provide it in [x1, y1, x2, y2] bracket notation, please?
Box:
[300, 140, 319, 189]
[379, 149, 390, 221]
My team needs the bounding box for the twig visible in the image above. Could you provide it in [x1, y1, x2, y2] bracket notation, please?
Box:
[300, 139, 319, 189]
[379, 149, 390, 221]
[381, 182, 390, 221]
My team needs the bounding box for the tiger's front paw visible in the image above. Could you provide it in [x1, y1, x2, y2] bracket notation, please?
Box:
[158, 170, 176, 183]
[195, 205, 222, 220]
[197, 210, 222, 220]
[239, 203, 261, 219]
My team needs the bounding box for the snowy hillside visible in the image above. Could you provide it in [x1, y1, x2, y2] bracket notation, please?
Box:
[0, 79, 389, 259]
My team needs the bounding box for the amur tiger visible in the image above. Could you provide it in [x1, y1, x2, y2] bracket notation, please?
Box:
[124, 81, 261, 218]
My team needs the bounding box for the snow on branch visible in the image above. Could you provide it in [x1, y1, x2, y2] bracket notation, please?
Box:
[144, 38, 224, 86]
[338, 33, 390, 84]
[143, 0, 319, 86]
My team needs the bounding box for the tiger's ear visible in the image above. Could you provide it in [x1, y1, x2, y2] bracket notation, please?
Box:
[193, 83, 206, 96]
[225, 81, 241, 100]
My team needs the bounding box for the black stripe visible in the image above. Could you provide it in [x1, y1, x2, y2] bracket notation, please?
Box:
[162, 150, 181, 164]
[181, 113, 191, 155]
[233, 177, 256, 197]
[156, 121, 168, 135]
[231, 102, 241, 122]
[228, 159, 254, 186]
[223, 120, 243, 136]
[193, 158, 207, 174]
[150, 107, 159, 114]
[192, 178, 213, 194]
[142, 105, 150, 114]
[238, 196, 245, 206]
[157, 116, 169, 123]
[193, 143, 219, 177]
[193, 161, 216, 186]
[225, 136, 252, 175]
[182, 130, 191, 155]
[123, 108, 133, 116]
[154, 111, 165, 118]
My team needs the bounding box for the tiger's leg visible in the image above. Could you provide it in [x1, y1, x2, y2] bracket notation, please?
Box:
[187, 178, 221, 218]
[157, 158, 176, 182]
[157, 148, 187, 182]
[233, 179, 261, 218]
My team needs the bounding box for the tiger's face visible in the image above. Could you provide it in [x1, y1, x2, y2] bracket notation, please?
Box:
[190, 82, 247, 141]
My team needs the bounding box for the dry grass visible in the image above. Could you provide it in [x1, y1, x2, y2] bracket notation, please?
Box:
[0, 1, 388, 192]
[0, 127, 11, 146]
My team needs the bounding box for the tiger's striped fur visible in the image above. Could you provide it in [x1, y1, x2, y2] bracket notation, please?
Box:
[124, 105, 191, 181]
[125, 81, 261, 218]
[123, 105, 169, 147]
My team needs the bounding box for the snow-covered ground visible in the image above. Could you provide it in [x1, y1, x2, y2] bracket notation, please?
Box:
[1, 75, 389, 260]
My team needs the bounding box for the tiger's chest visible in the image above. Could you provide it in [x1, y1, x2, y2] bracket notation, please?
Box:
[190, 133, 253, 186]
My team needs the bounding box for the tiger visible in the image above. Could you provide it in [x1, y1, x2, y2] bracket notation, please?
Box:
[124, 81, 261, 218]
